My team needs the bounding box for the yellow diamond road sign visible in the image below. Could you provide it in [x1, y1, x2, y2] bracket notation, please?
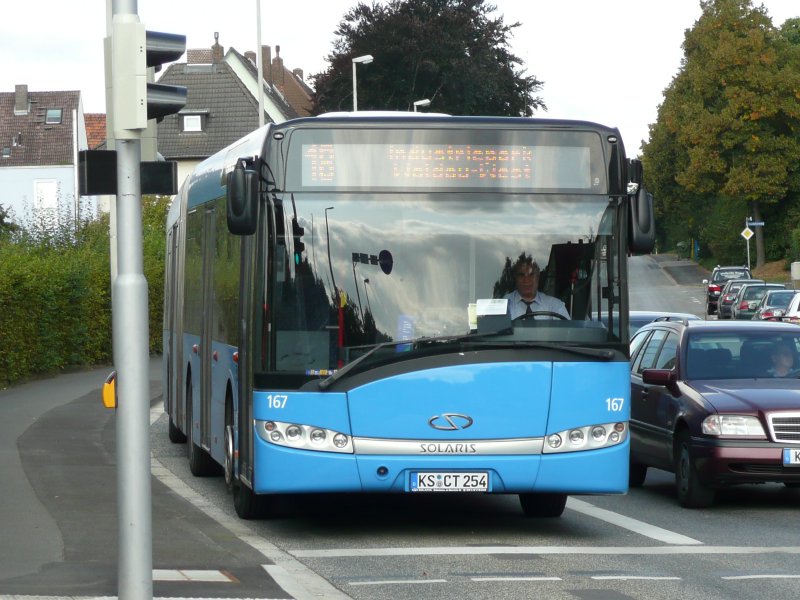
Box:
[741, 227, 754, 240]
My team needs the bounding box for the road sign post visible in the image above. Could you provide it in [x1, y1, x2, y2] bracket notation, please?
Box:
[741, 225, 753, 271]
[743, 218, 765, 272]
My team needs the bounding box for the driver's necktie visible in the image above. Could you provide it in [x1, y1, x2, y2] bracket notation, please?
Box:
[522, 300, 533, 315]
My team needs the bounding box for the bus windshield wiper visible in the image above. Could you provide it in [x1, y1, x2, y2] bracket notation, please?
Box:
[464, 340, 616, 360]
[318, 331, 501, 390]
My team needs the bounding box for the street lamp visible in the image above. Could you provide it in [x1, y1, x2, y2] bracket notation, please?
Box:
[352, 54, 373, 111]
[324, 206, 336, 293]
[413, 98, 431, 112]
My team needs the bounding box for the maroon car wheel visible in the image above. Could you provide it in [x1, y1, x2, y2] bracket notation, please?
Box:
[674, 430, 715, 508]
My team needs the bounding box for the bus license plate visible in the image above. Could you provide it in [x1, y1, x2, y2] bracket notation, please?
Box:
[783, 448, 800, 466]
[410, 472, 488, 492]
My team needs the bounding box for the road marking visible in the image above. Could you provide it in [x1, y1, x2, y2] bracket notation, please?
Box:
[150, 457, 352, 599]
[566, 498, 703, 545]
[722, 574, 800, 580]
[289, 545, 800, 558]
[149, 401, 352, 600]
[348, 579, 448, 586]
[153, 568, 234, 582]
[591, 575, 681, 581]
[471, 576, 562, 582]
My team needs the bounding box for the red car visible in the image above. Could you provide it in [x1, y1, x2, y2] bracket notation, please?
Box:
[629, 319, 800, 507]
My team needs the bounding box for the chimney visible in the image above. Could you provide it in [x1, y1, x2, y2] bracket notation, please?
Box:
[211, 31, 224, 64]
[14, 84, 29, 115]
[261, 45, 272, 84]
[273, 45, 285, 88]
[245, 51, 256, 65]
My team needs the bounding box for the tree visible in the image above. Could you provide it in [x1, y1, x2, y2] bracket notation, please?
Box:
[0, 204, 19, 239]
[310, 0, 545, 116]
[642, 0, 800, 267]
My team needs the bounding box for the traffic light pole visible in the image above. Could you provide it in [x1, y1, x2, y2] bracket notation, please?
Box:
[111, 2, 152, 598]
[107, 2, 185, 596]
[114, 136, 153, 600]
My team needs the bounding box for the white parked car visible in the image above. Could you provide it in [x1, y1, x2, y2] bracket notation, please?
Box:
[780, 292, 800, 325]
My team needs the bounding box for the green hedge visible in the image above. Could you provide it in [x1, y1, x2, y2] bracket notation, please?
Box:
[0, 196, 169, 387]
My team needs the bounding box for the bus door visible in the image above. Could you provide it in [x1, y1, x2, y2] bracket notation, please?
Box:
[199, 206, 216, 449]
[166, 224, 179, 422]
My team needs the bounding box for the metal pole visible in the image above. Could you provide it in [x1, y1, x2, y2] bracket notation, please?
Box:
[111, 2, 153, 599]
[745, 217, 751, 271]
[352, 61, 358, 111]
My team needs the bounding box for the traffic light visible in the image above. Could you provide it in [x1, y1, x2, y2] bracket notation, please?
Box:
[144, 31, 187, 121]
[111, 17, 186, 135]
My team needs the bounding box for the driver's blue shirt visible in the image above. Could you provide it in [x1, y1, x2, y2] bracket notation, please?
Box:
[503, 290, 570, 320]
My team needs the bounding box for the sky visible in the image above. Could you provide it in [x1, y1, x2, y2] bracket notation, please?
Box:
[2, 0, 799, 155]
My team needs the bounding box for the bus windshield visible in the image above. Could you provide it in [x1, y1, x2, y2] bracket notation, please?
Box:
[256, 190, 621, 378]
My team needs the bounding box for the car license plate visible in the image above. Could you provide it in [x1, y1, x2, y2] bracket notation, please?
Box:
[783, 448, 800, 466]
[410, 472, 488, 492]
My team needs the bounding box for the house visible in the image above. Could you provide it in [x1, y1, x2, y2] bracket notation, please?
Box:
[84, 114, 107, 150]
[0, 85, 95, 229]
[228, 44, 314, 117]
[156, 34, 299, 188]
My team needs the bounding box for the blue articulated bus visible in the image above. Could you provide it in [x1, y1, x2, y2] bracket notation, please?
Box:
[163, 114, 655, 519]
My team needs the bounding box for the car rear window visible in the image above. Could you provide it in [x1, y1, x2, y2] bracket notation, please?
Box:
[714, 270, 750, 282]
[744, 286, 783, 300]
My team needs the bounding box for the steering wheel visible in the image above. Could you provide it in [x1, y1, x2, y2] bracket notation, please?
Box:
[783, 367, 800, 378]
[513, 311, 569, 322]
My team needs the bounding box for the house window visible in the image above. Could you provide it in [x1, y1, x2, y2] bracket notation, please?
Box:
[1, 147, 10, 158]
[183, 115, 203, 132]
[45, 109, 63, 124]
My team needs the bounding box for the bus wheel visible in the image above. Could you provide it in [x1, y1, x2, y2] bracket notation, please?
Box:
[187, 376, 220, 477]
[168, 414, 187, 444]
[629, 461, 648, 487]
[518, 493, 567, 518]
[224, 424, 234, 487]
[232, 479, 275, 520]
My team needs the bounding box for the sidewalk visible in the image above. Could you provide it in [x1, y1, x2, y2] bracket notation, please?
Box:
[649, 252, 710, 286]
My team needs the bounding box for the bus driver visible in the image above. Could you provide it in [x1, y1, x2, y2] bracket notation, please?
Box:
[504, 254, 570, 320]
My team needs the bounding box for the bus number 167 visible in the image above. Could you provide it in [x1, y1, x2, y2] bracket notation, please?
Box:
[606, 397, 624, 412]
[267, 394, 288, 409]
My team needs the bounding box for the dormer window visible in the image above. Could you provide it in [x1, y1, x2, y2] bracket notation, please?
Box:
[183, 115, 202, 132]
[45, 108, 63, 124]
[179, 109, 208, 133]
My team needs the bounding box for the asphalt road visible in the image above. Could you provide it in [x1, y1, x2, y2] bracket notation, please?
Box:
[4, 255, 800, 600]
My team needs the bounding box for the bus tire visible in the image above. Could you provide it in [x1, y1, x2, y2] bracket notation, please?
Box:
[518, 493, 567, 518]
[168, 414, 187, 444]
[187, 374, 220, 477]
[233, 480, 275, 520]
[629, 461, 648, 487]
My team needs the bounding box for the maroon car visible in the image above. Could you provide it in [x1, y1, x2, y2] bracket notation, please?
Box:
[629, 320, 800, 508]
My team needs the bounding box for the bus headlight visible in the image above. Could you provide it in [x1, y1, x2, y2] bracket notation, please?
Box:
[256, 420, 353, 453]
[543, 421, 627, 454]
[285, 424, 303, 441]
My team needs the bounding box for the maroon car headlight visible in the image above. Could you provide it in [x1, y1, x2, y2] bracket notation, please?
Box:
[702, 415, 766, 437]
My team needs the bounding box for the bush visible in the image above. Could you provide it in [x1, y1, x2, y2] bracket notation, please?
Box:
[0, 196, 169, 386]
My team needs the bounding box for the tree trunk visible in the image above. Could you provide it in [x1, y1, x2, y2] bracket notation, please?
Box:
[752, 200, 765, 269]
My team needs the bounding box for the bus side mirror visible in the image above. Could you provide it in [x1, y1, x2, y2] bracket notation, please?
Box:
[227, 162, 259, 235]
[628, 186, 655, 255]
